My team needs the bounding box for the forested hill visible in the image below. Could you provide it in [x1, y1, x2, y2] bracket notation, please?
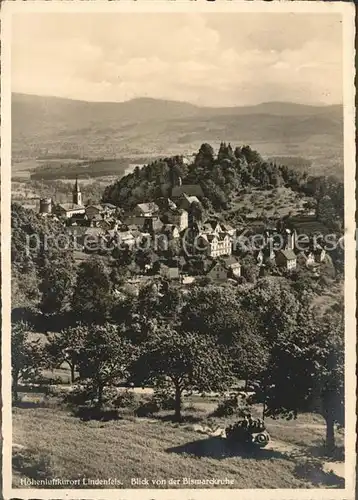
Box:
[102, 143, 343, 214]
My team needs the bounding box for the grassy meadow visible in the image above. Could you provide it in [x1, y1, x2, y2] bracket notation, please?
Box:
[12, 376, 344, 490]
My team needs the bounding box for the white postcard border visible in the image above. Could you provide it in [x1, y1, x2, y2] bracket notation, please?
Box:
[1, 1, 356, 499]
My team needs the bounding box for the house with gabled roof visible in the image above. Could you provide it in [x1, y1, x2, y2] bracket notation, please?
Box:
[160, 224, 180, 239]
[220, 221, 236, 238]
[202, 219, 223, 235]
[166, 208, 188, 231]
[54, 202, 86, 219]
[156, 197, 177, 212]
[196, 232, 232, 258]
[207, 256, 241, 281]
[82, 227, 107, 252]
[157, 262, 180, 280]
[134, 202, 159, 217]
[176, 193, 201, 211]
[276, 249, 297, 270]
[85, 204, 103, 220]
[171, 184, 204, 200]
[297, 250, 315, 268]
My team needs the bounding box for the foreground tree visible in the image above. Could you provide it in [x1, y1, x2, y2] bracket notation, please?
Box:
[76, 323, 136, 409]
[181, 285, 241, 341]
[46, 325, 87, 383]
[71, 257, 113, 323]
[240, 278, 301, 342]
[133, 326, 233, 421]
[228, 324, 270, 391]
[11, 321, 43, 401]
[38, 256, 76, 316]
[259, 308, 344, 451]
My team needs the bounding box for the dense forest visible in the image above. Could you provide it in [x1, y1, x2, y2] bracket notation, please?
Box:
[30, 158, 133, 181]
[11, 204, 76, 315]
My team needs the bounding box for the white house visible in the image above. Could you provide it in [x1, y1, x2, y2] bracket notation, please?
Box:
[197, 233, 232, 258]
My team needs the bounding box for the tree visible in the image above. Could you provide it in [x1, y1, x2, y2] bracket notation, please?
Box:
[46, 325, 87, 383]
[133, 327, 233, 421]
[71, 257, 113, 323]
[38, 256, 76, 316]
[112, 244, 134, 267]
[189, 200, 204, 224]
[194, 143, 215, 171]
[158, 282, 183, 320]
[241, 145, 262, 165]
[110, 266, 128, 287]
[316, 195, 336, 227]
[228, 318, 270, 390]
[135, 248, 152, 272]
[240, 254, 260, 283]
[260, 308, 344, 451]
[76, 323, 136, 409]
[201, 180, 228, 210]
[11, 321, 43, 401]
[218, 142, 235, 162]
[137, 281, 160, 318]
[11, 203, 74, 313]
[240, 278, 301, 342]
[308, 176, 344, 230]
[181, 285, 242, 342]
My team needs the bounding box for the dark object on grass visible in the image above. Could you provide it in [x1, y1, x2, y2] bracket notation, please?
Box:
[225, 417, 270, 448]
[75, 406, 121, 421]
[135, 400, 161, 417]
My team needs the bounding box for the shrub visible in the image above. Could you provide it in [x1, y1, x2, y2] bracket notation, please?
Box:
[135, 400, 161, 417]
[112, 390, 137, 409]
[62, 385, 96, 407]
[212, 392, 253, 418]
[134, 387, 178, 417]
[74, 406, 121, 421]
[13, 448, 55, 480]
[152, 388, 176, 411]
[195, 276, 213, 287]
[212, 395, 239, 417]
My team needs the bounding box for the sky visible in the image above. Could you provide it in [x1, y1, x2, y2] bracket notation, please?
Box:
[11, 13, 343, 107]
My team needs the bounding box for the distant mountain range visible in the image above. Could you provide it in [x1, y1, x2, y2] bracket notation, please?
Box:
[12, 93, 344, 178]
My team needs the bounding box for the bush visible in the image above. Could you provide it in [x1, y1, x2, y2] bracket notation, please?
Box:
[134, 387, 177, 417]
[112, 390, 137, 409]
[74, 406, 121, 421]
[135, 400, 161, 417]
[212, 395, 240, 417]
[152, 388, 176, 411]
[194, 276, 213, 287]
[63, 385, 97, 407]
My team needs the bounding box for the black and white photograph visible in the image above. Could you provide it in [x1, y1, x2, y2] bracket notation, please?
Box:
[1, 1, 356, 499]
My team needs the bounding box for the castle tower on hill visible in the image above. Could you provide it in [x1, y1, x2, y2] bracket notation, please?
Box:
[72, 176, 82, 206]
[39, 198, 52, 214]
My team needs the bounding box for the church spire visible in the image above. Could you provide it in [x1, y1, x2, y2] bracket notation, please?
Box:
[72, 176, 82, 205]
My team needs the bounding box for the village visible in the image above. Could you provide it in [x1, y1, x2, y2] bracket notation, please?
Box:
[35, 173, 330, 289]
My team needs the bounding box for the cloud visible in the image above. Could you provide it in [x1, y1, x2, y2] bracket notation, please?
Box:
[11, 12, 342, 106]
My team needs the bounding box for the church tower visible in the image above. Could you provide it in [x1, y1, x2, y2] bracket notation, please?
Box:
[72, 176, 82, 206]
